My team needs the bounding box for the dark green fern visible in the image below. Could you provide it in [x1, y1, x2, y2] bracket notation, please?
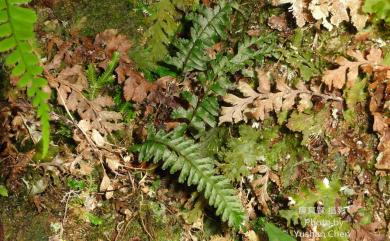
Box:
[205, 35, 277, 95]
[0, 0, 50, 156]
[171, 91, 219, 135]
[168, 1, 232, 72]
[138, 126, 245, 228]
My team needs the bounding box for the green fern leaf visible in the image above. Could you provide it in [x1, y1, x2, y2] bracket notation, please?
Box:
[138, 126, 245, 228]
[145, 0, 179, 62]
[228, 36, 276, 73]
[171, 91, 219, 134]
[363, 0, 390, 24]
[0, 0, 50, 156]
[168, 1, 232, 72]
[205, 35, 276, 95]
[86, 51, 120, 99]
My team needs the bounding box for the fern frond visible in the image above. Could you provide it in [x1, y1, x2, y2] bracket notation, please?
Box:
[228, 35, 276, 73]
[138, 127, 245, 228]
[206, 35, 277, 95]
[168, 2, 232, 72]
[171, 91, 219, 135]
[0, 0, 50, 156]
[145, 0, 179, 62]
[87, 51, 120, 99]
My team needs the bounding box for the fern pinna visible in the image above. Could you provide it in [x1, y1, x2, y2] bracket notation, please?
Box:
[171, 91, 219, 135]
[138, 126, 245, 228]
[168, 1, 232, 72]
[0, 0, 50, 156]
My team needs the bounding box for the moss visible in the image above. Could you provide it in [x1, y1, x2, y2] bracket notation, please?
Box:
[0, 195, 55, 240]
[53, 0, 146, 40]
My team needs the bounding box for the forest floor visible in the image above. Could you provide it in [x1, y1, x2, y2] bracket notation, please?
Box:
[0, 0, 389, 241]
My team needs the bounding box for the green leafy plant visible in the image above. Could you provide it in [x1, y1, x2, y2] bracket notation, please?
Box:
[145, 0, 180, 62]
[201, 34, 277, 95]
[222, 124, 311, 186]
[168, 1, 232, 73]
[67, 179, 86, 191]
[138, 126, 245, 228]
[263, 221, 297, 241]
[221, 125, 263, 182]
[0, 0, 50, 156]
[84, 212, 104, 226]
[343, 78, 367, 123]
[0, 184, 8, 197]
[171, 91, 219, 135]
[85, 52, 120, 100]
[363, 0, 390, 24]
[287, 106, 330, 146]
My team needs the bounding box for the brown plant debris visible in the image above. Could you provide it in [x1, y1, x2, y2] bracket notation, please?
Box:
[219, 71, 341, 124]
[322, 47, 389, 89]
[272, 0, 367, 31]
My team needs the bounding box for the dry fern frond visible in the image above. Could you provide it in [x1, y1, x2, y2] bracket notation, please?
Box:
[249, 165, 279, 215]
[273, 0, 368, 30]
[219, 74, 341, 124]
[323, 47, 389, 89]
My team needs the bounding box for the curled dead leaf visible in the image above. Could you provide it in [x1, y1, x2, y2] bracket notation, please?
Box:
[100, 174, 114, 199]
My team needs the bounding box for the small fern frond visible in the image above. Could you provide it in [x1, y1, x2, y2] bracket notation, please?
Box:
[138, 127, 245, 228]
[168, 2, 232, 73]
[0, 0, 50, 156]
[87, 51, 120, 99]
[228, 35, 276, 73]
[171, 91, 219, 135]
[204, 35, 277, 95]
[145, 0, 179, 62]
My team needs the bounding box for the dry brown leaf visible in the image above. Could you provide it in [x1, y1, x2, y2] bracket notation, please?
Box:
[69, 156, 94, 176]
[349, 221, 386, 241]
[249, 165, 278, 215]
[220, 76, 339, 124]
[94, 29, 134, 83]
[123, 70, 156, 103]
[91, 129, 106, 147]
[106, 155, 121, 172]
[272, 0, 310, 28]
[309, 0, 367, 30]
[243, 231, 260, 241]
[123, 72, 176, 104]
[323, 48, 386, 89]
[375, 130, 390, 170]
[273, 0, 367, 30]
[210, 235, 233, 241]
[48, 64, 124, 135]
[368, 67, 390, 170]
[100, 174, 114, 199]
[267, 13, 289, 32]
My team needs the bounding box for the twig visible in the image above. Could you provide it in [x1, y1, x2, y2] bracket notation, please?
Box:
[60, 190, 78, 239]
[139, 214, 153, 240]
[19, 114, 38, 144]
